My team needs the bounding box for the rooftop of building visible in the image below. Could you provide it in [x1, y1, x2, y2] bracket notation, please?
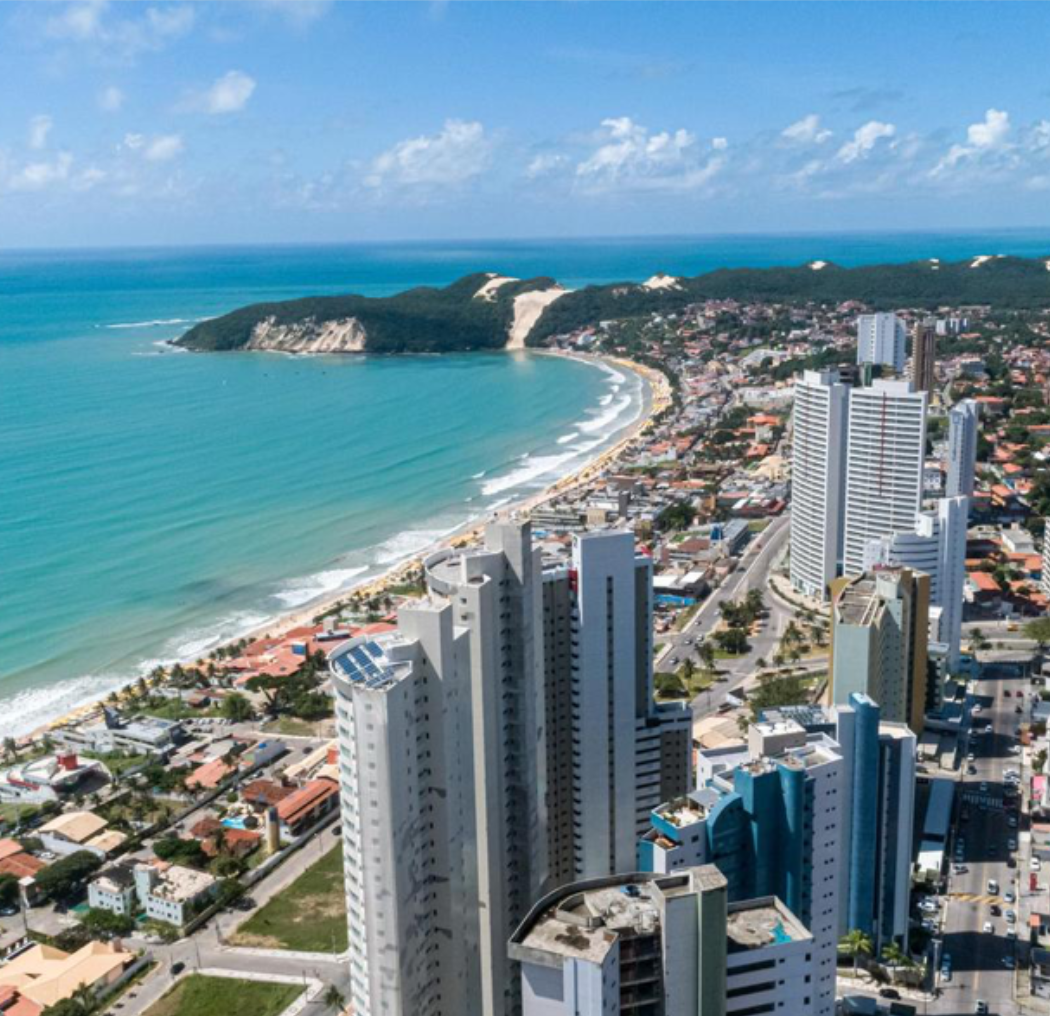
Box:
[654, 796, 707, 828]
[142, 863, 215, 903]
[329, 634, 415, 692]
[726, 897, 811, 953]
[509, 868, 727, 967]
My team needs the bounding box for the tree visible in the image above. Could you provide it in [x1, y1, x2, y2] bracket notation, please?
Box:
[2, 737, 17, 762]
[323, 985, 345, 1012]
[714, 627, 749, 656]
[1026, 618, 1050, 651]
[80, 907, 135, 938]
[880, 940, 915, 974]
[221, 692, 253, 723]
[153, 836, 207, 869]
[0, 874, 19, 909]
[34, 851, 102, 902]
[839, 929, 873, 978]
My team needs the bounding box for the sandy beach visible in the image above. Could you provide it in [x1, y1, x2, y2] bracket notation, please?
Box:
[30, 351, 668, 739]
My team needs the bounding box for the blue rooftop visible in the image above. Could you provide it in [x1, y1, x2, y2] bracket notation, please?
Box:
[333, 640, 396, 690]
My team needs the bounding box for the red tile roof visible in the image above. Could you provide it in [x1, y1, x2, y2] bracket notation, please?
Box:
[276, 779, 338, 827]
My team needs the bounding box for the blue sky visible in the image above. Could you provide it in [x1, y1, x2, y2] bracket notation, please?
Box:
[4, 1, 1050, 247]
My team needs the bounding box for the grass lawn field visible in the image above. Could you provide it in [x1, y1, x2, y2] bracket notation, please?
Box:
[144, 976, 300, 1016]
[231, 842, 347, 952]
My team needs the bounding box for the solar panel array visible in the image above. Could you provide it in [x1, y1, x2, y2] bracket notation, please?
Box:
[335, 640, 394, 689]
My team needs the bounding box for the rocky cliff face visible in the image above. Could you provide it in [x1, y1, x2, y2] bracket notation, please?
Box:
[244, 315, 368, 353]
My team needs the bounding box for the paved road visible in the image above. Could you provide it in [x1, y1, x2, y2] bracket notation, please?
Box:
[933, 662, 1030, 1015]
[654, 514, 795, 715]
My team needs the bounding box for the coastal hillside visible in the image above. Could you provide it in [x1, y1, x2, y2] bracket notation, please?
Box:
[177, 255, 1050, 353]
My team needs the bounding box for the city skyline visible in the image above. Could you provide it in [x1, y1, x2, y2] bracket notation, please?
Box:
[6, 2, 1050, 247]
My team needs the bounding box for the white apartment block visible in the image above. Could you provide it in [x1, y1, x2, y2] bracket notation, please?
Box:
[842, 380, 928, 576]
[508, 867, 815, 1016]
[331, 520, 690, 1016]
[946, 399, 979, 499]
[789, 370, 849, 601]
[864, 496, 968, 669]
[856, 313, 906, 373]
[1043, 524, 1050, 602]
[133, 863, 216, 926]
[87, 866, 137, 916]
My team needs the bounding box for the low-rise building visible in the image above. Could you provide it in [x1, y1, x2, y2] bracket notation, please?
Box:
[0, 940, 133, 1016]
[274, 778, 339, 842]
[134, 862, 217, 927]
[38, 812, 125, 860]
[0, 754, 107, 805]
[87, 865, 137, 916]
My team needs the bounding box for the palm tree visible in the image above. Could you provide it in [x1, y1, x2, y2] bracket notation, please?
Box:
[881, 940, 914, 977]
[323, 984, 345, 1012]
[839, 929, 873, 978]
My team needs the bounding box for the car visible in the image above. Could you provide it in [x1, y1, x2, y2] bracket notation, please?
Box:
[1007, 909, 1017, 923]
[919, 900, 939, 914]
[171, 962, 185, 975]
[988, 879, 1000, 894]
[990, 904, 1002, 916]
[1009, 837, 1018, 850]
[879, 988, 901, 1000]
[941, 966, 953, 982]
[1016, 705, 1024, 714]
[983, 920, 994, 934]
[0, 906, 17, 917]
[1032, 857, 1042, 872]
[1005, 890, 1016, 904]
[975, 1001, 988, 1014]
[953, 863, 968, 874]
[1005, 689, 1012, 697]
[921, 918, 938, 932]
[967, 764, 978, 775]
[973, 704, 982, 715]
[967, 752, 976, 763]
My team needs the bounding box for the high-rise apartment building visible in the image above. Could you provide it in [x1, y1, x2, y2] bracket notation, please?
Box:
[638, 722, 844, 1016]
[333, 520, 689, 1016]
[508, 867, 815, 1016]
[788, 370, 850, 601]
[864, 496, 968, 669]
[829, 567, 930, 732]
[1042, 523, 1050, 602]
[842, 380, 928, 576]
[946, 399, 979, 499]
[910, 318, 937, 395]
[857, 313, 906, 373]
[760, 696, 916, 951]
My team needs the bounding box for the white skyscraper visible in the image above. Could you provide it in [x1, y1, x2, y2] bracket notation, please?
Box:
[863, 496, 968, 669]
[789, 370, 850, 600]
[842, 379, 928, 576]
[333, 520, 690, 1016]
[857, 312, 907, 373]
[946, 398, 979, 498]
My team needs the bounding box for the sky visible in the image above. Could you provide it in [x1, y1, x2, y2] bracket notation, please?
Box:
[4, 1, 1050, 248]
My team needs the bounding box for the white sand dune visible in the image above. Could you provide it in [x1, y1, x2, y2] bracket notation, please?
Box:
[506, 287, 566, 349]
[474, 274, 519, 301]
[641, 273, 683, 291]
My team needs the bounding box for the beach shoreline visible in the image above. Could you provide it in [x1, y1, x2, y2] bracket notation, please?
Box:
[23, 349, 668, 741]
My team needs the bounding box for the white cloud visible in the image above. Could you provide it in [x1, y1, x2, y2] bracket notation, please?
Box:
[782, 114, 832, 145]
[122, 132, 183, 161]
[253, 0, 332, 27]
[364, 119, 491, 190]
[7, 153, 73, 192]
[525, 153, 569, 179]
[931, 108, 1011, 176]
[712, 137, 728, 151]
[45, 1, 195, 61]
[574, 117, 723, 193]
[836, 120, 896, 163]
[187, 71, 257, 115]
[29, 115, 54, 151]
[98, 86, 124, 112]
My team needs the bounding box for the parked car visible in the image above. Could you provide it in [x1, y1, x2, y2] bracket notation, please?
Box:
[1005, 890, 1016, 904]
[171, 962, 185, 975]
[988, 879, 1000, 894]
[879, 988, 900, 1000]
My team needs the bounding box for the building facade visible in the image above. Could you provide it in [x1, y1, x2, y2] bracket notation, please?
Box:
[856, 313, 906, 373]
[788, 370, 850, 601]
[638, 723, 843, 1016]
[863, 496, 968, 670]
[842, 380, 928, 576]
[946, 399, 979, 499]
[910, 318, 937, 395]
[829, 567, 930, 731]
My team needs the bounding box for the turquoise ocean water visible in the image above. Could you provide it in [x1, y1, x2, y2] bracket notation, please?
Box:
[4, 229, 1050, 735]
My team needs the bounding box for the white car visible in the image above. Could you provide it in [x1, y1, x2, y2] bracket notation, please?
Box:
[953, 863, 968, 874]
[1032, 857, 1042, 872]
[1005, 891, 1016, 904]
[983, 920, 994, 934]
[919, 900, 939, 913]
[988, 879, 1000, 894]
[973, 704, 982, 714]
[967, 752, 976, 763]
